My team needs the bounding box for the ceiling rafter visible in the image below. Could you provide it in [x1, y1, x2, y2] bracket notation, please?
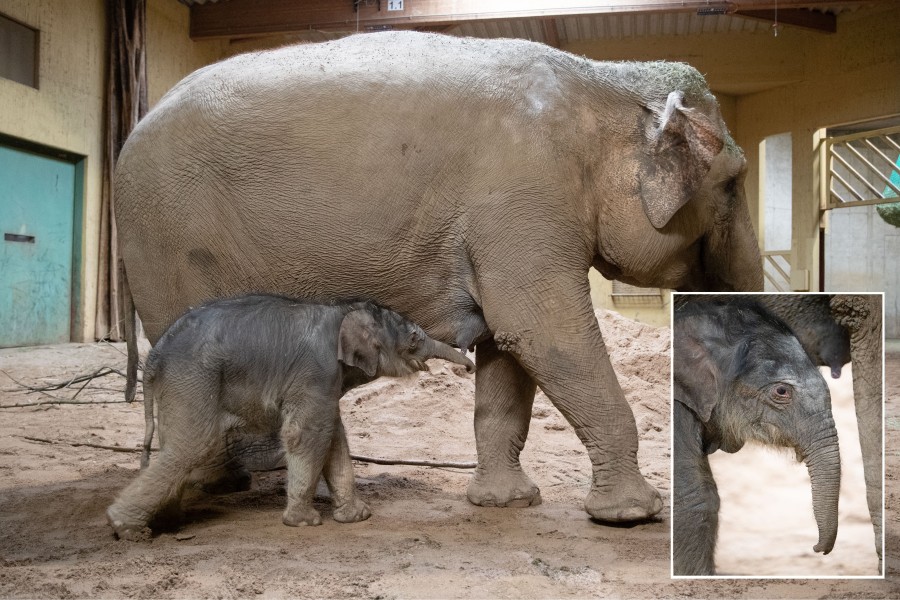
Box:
[188, 0, 869, 40]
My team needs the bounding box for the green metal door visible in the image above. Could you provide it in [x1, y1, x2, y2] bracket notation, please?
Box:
[0, 144, 76, 347]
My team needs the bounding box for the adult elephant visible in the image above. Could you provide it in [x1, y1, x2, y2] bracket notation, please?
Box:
[115, 32, 762, 523]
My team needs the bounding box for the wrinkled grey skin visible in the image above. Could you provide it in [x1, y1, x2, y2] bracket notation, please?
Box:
[755, 295, 851, 379]
[116, 31, 763, 523]
[107, 295, 475, 541]
[830, 295, 883, 573]
[673, 299, 840, 576]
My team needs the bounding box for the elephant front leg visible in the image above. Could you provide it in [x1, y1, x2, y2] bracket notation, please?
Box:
[322, 416, 371, 523]
[467, 338, 541, 508]
[480, 280, 661, 522]
[280, 404, 336, 527]
[523, 332, 661, 521]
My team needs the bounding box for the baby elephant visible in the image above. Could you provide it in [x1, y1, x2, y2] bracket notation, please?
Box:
[673, 297, 840, 576]
[107, 295, 475, 540]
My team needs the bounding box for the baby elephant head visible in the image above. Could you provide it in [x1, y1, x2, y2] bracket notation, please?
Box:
[337, 304, 475, 378]
[674, 299, 841, 556]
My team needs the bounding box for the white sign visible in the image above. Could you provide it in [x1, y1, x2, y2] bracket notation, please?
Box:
[387, 0, 404, 11]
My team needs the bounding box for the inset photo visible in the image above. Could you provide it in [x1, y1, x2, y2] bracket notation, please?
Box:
[671, 293, 884, 578]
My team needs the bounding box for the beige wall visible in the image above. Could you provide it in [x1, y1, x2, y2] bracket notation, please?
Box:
[146, 0, 226, 107]
[0, 0, 226, 341]
[0, 0, 106, 342]
[735, 5, 900, 292]
[589, 271, 672, 328]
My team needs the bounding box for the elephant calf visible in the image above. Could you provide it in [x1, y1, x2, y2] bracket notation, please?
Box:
[106, 295, 475, 540]
[673, 297, 841, 576]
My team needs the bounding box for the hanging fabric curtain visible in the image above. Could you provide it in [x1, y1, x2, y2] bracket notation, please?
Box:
[95, 0, 147, 340]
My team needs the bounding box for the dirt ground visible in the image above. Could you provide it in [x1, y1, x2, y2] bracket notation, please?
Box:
[0, 309, 897, 599]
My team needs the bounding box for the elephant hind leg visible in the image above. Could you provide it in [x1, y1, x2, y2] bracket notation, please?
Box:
[106, 450, 198, 541]
[190, 456, 253, 495]
[466, 339, 541, 509]
[108, 386, 225, 539]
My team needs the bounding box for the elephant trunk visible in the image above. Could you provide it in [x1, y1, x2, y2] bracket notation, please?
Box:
[700, 184, 764, 292]
[423, 337, 476, 373]
[801, 416, 842, 555]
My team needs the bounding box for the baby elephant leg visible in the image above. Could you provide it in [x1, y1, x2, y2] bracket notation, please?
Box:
[189, 449, 252, 495]
[106, 450, 197, 541]
[323, 415, 371, 523]
[280, 401, 336, 527]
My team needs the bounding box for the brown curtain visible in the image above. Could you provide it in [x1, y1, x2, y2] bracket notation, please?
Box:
[95, 0, 147, 340]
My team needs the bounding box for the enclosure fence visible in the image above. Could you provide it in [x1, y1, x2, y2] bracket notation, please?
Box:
[822, 125, 900, 211]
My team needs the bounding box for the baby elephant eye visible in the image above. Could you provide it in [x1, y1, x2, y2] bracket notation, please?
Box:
[771, 383, 793, 403]
[408, 330, 420, 350]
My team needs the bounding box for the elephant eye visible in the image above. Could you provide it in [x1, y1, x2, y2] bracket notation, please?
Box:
[723, 177, 738, 198]
[771, 383, 793, 404]
[408, 330, 420, 350]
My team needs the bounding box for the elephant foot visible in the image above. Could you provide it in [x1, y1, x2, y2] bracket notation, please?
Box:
[466, 467, 542, 508]
[106, 506, 152, 542]
[584, 474, 663, 522]
[199, 468, 252, 495]
[333, 498, 372, 523]
[283, 504, 322, 527]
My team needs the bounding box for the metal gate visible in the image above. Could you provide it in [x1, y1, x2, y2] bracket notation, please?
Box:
[821, 123, 900, 337]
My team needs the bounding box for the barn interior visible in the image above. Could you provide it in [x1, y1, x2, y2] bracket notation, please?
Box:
[1, 0, 897, 343]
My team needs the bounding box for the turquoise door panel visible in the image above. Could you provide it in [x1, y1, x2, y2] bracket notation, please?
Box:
[0, 144, 76, 347]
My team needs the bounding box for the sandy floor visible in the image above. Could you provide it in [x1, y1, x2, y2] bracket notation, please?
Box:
[0, 310, 896, 599]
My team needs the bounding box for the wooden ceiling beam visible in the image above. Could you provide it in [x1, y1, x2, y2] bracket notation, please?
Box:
[735, 9, 837, 33]
[189, 0, 865, 40]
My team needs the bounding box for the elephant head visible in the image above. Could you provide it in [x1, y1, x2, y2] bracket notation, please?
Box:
[590, 67, 763, 293]
[338, 304, 475, 378]
[674, 298, 841, 555]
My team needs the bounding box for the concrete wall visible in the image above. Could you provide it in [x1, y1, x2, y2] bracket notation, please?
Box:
[826, 206, 900, 337]
[146, 0, 226, 107]
[762, 132, 793, 252]
[0, 0, 105, 342]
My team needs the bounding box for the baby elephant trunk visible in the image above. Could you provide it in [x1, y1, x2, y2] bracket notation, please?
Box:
[801, 414, 842, 555]
[422, 337, 476, 373]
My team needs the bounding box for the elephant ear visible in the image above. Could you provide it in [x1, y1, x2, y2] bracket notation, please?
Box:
[639, 90, 725, 229]
[338, 309, 381, 377]
[673, 311, 724, 423]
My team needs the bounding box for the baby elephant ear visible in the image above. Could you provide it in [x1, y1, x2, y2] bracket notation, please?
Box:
[640, 90, 725, 229]
[673, 312, 722, 423]
[338, 310, 380, 377]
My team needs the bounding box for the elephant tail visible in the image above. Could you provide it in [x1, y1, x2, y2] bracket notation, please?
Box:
[121, 261, 138, 404]
[140, 377, 155, 469]
[120, 261, 153, 469]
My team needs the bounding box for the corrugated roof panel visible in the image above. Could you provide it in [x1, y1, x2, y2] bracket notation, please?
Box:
[648, 13, 662, 37]
[609, 15, 621, 38]
[633, 13, 646, 37]
[560, 16, 578, 41]
[527, 19, 544, 42]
